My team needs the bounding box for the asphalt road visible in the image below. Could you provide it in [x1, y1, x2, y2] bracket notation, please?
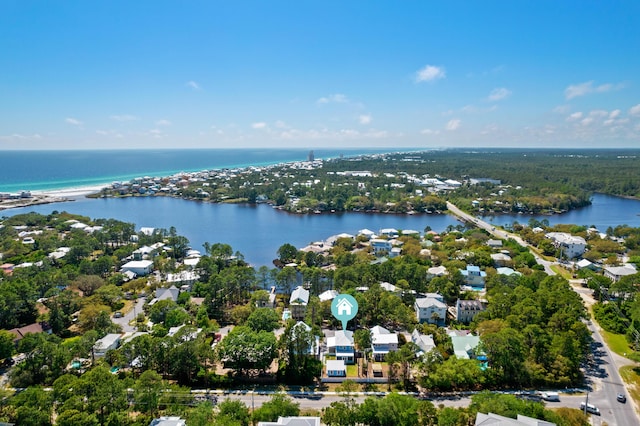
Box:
[445, 201, 640, 425]
[112, 296, 146, 332]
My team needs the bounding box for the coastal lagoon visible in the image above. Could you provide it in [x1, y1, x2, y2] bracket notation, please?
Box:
[479, 193, 640, 231]
[2, 196, 460, 267]
[4, 193, 640, 267]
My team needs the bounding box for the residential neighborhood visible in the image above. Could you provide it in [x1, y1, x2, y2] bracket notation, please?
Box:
[1, 195, 640, 425]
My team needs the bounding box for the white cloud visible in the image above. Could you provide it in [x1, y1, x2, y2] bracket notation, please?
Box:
[630, 104, 640, 117]
[421, 129, 440, 135]
[446, 119, 461, 131]
[251, 122, 267, 129]
[566, 112, 583, 122]
[459, 104, 497, 114]
[589, 110, 608, 118]
[488, 87, 512, 101]
[186, 80, 201, 90]
[415, 65, 446, 82]
[0, 133, 43, 141]
[274, 120, 288, 129]
[564, 80, 623, 100]
[317, 93, 348, 104]
[110, 114, 138, 122]
[581, 117, 594, 126]
[358, 114, 372, 125]
[156, 119, 172, 126]
[553, 105, 570, 114]
[609, 109, 621, 119]
[65, 117, 82, 126]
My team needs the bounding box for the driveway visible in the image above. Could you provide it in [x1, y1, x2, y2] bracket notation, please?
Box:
[112, 296, 146, 332]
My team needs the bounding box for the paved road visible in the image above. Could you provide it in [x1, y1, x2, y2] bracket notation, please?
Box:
[446, 201, 640, 425]
[112, 297, 146, 332]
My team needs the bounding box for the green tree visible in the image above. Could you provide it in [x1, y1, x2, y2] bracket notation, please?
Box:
[277, 243, 298, 264]
[134, 370, 164, 418]
[216, 326, 277, 375]
[252, 394, 300, 423]
[246, 307, 280, 332]
[215, 399, 250, 426]
[10, 386, 53, 426]
[0, 329, 15, 361]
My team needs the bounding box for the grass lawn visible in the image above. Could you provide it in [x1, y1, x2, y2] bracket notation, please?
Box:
[599, 328, 637, 358]
[346, 364, 358, 377]
[619, 366, 640, 407]
[550, 264, 573, 280]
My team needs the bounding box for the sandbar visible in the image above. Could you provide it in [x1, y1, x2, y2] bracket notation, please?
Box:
[0, 184, 108, 212]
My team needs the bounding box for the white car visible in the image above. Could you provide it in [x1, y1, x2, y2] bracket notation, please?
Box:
[580, 402, 600, 415]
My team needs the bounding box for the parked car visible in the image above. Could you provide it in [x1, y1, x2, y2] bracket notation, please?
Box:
[541, 392, 560, 401]
[114, 311, 123, 318]
[580, 402, 600, 415]
[617, 393, 627, 403]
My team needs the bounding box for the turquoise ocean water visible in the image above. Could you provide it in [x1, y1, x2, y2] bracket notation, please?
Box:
[0, 148, 413, 193]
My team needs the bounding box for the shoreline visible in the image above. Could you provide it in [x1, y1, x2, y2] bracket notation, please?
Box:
[0, 184, 108, 212]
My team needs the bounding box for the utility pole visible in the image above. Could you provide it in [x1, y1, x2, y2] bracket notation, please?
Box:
[584, 391, 588, 416]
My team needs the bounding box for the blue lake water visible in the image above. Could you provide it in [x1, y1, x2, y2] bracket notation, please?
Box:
[4, 193, 640, 267]
[479, 193, 640, 231]
[2, 197, 460, 267]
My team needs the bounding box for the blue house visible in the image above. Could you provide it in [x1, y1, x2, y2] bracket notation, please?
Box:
[460, 265, 486, 287]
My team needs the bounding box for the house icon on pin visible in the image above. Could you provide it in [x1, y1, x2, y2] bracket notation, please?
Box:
[336, 298, 354, 316]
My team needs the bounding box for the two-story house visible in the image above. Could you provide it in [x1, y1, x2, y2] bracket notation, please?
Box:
[455, 299, 487, 324]
[460, 265, 487, 288]
[545, 232, 587, 259]
[415, 293, 447, 325]
[370, 325, 398, 361]
[370, 239, 393, 257]
[289, 286, 310, 320]
[327, 330, 355, 364]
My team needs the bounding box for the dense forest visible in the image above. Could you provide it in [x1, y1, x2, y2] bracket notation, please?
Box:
[95, 149, 640, 216]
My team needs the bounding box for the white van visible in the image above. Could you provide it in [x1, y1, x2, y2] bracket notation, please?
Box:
[580, 402, 600, 415]
[541, 392, 560, 401]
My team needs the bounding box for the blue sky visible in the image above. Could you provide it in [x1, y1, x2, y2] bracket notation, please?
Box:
[1, 1, 639, 150]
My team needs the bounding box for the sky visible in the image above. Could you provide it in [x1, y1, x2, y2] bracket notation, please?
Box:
[1, 1, 639, 150]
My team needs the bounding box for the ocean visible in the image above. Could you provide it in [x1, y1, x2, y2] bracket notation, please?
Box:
[0, 148, 413, 193]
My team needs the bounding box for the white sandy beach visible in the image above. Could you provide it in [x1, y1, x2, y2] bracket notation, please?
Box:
[31, 184, 109, 198]
[0, 184, 109, 211]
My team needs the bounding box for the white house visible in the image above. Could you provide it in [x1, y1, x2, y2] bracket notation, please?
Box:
[490, 253, 512, 267]
[415, 294, 447, 325]
[545, 232, 587, 259]
[427, 265, 448, 278]
[411, 329, 436, 356]
[604, 265, 637, 282]
[357, 229, 377, 240]
[289, 286, 310, 320]
[379, 228, 399, 238]
[150, 417, 186, 426]
[370, 326, 398, 361]
[121, 260, 154, 276]
[93, 333, 122, 358]
[259, 417, 321, 426]
[326, 359, 347, 377]
[475, 413, 555, 426]
[318, 289, 338, 302]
